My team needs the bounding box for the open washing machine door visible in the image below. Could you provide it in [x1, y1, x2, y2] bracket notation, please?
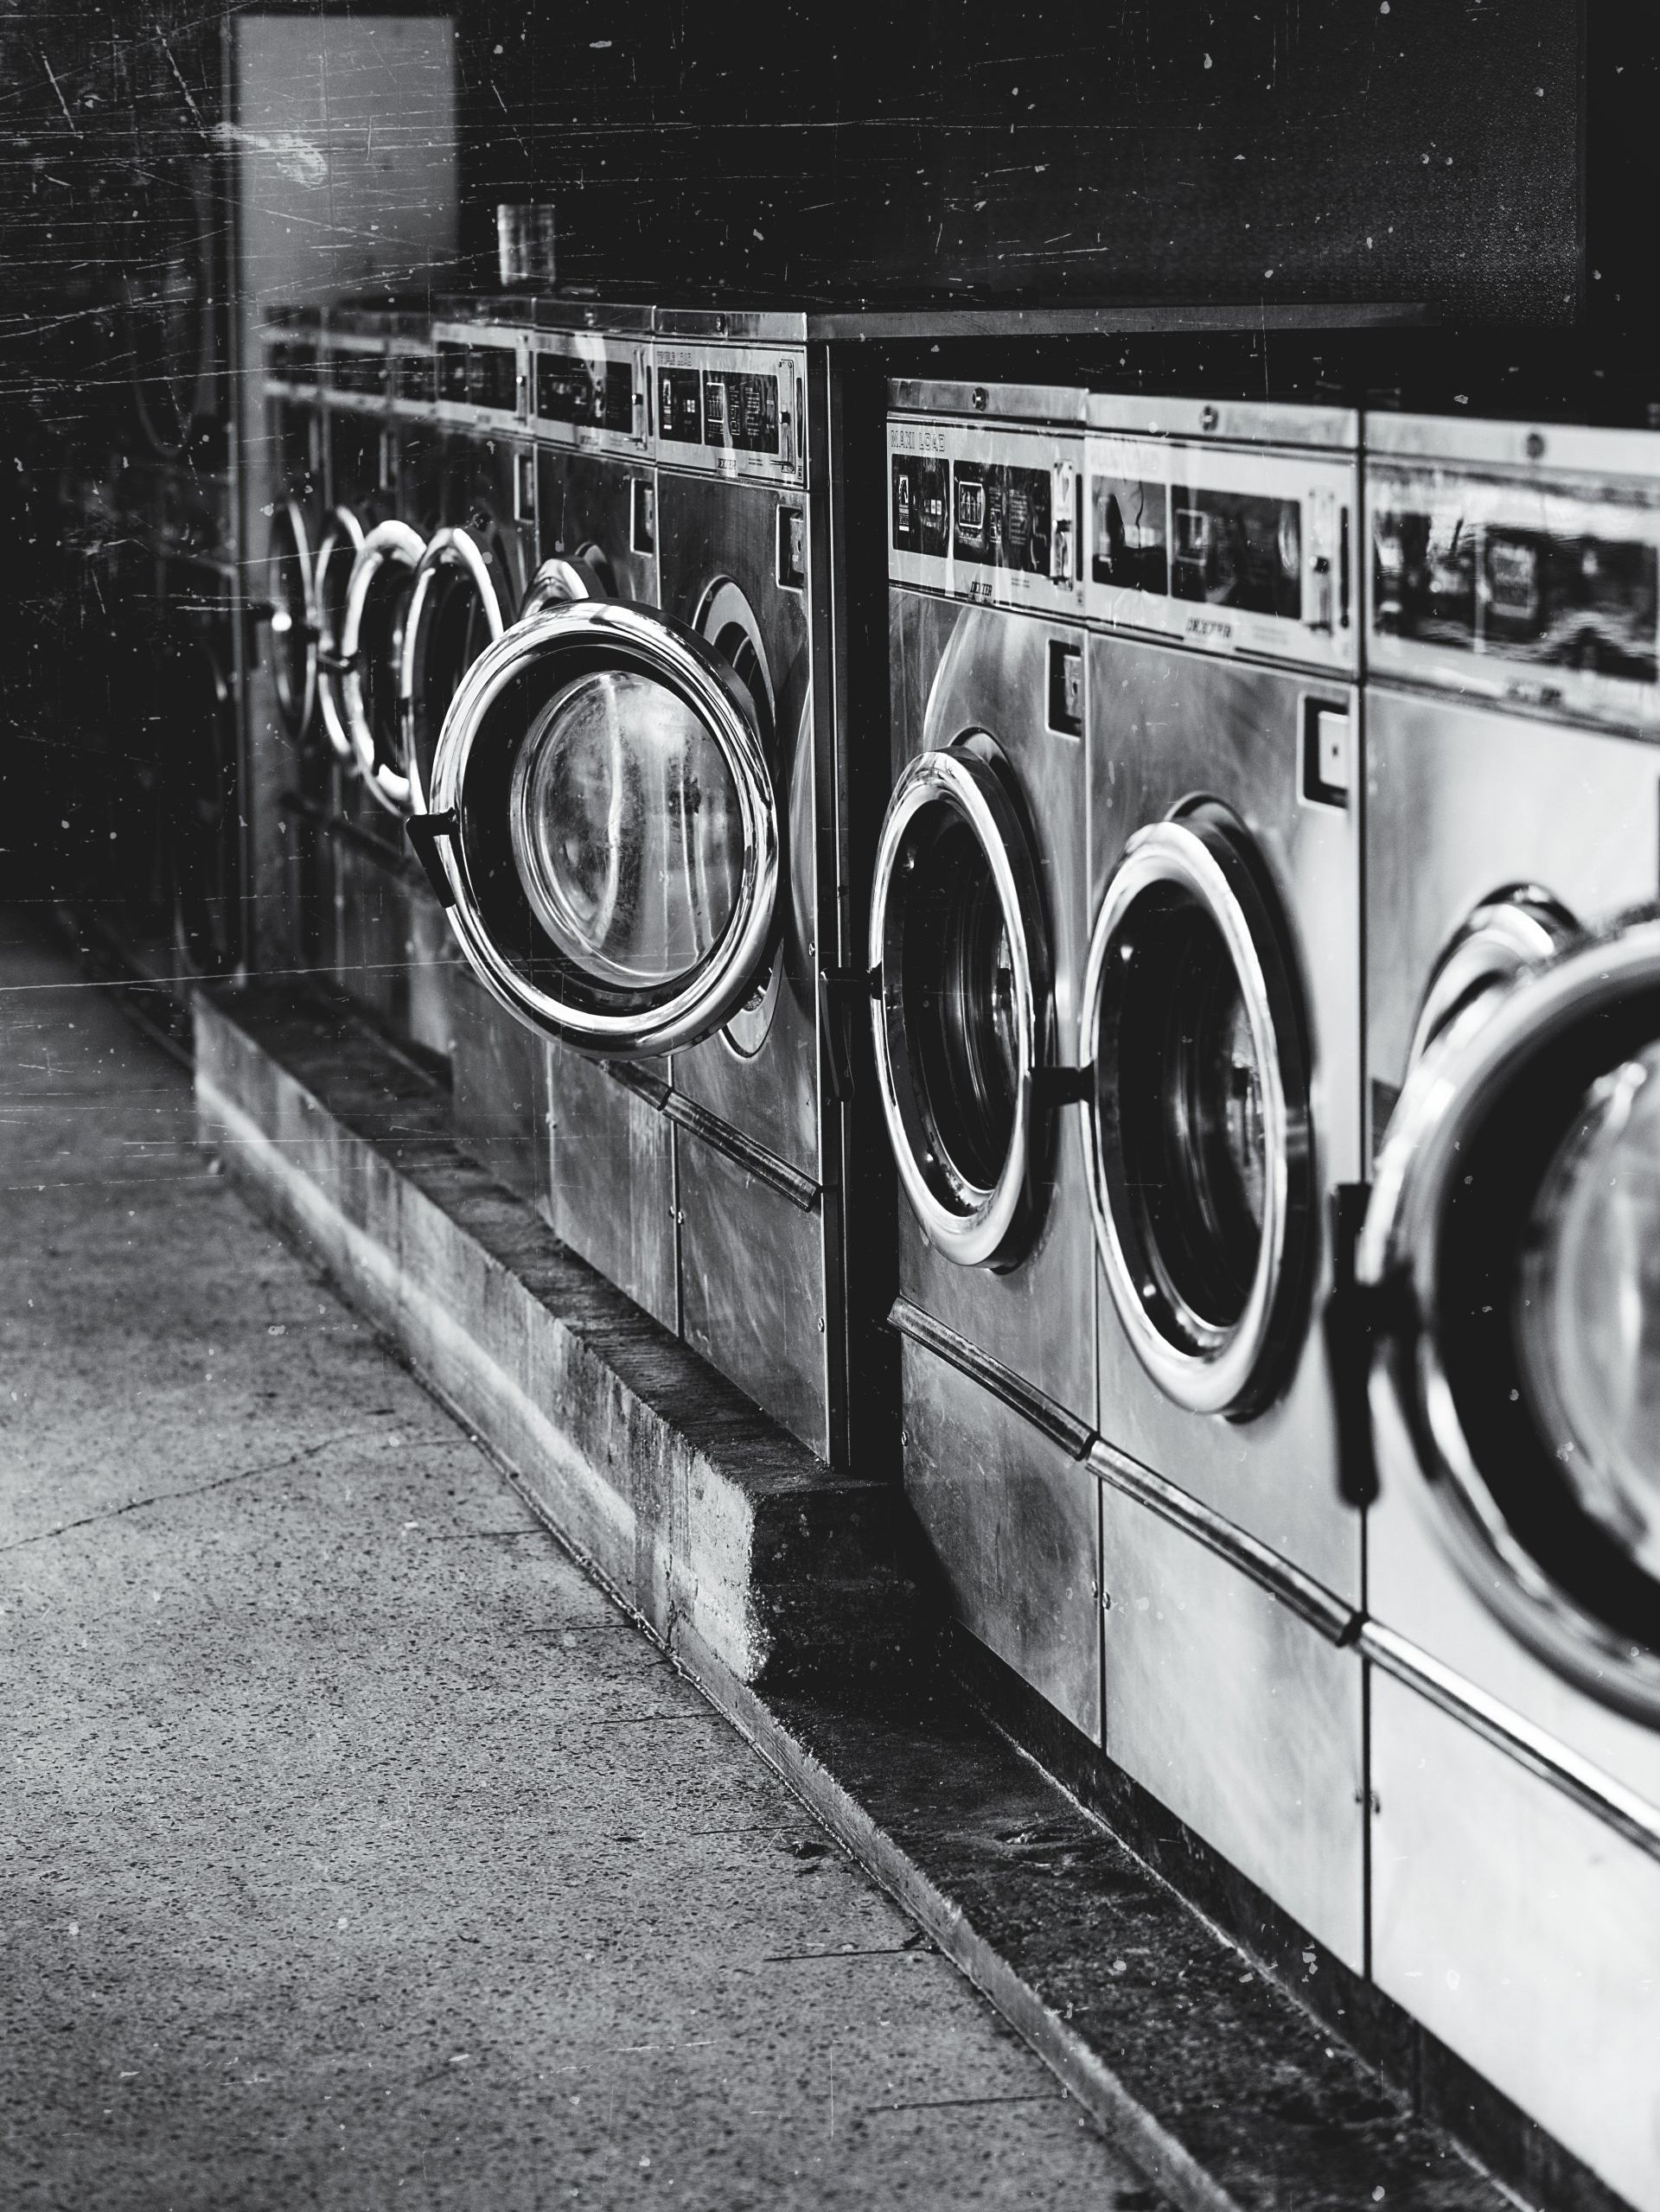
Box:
[1081, 800, 1314, 1418]
[1354, 897, 1660, 1724]
[868, 735, 1059, 1272]
[341, 520, 426, 811]
[314, 507, 367, 768]
[400, 539, 577, 818]
[265, 500, 319, 746]
[407, 598, 778, 1060]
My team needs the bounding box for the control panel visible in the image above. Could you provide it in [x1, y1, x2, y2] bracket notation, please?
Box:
[1367, 449, 1660, 735]
[887, 415, 1082, 616]
[1084, 431, 1357, 674]
[654, 346, 806, 488]
[431, 322, 529, 428]
[533, 335, 649, 454]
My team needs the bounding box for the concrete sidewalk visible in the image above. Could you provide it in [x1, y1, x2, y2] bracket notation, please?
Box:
[0, 917, 1151, 2211]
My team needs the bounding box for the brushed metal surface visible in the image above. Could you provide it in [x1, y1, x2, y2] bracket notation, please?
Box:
[440, 424, 536, 610]
[449, 967, 541, 1208]
[1088, 634, 1361, 1597]
[890, 590, 1096, 1428]
[679, 1136, 833, 1463]
[1100, 1476, 1364, 1968]
[535, 449, 654, 610]
[403, 882, 456, 1066]
[1370, 1669, 1660, 2212]
[540, 1041, 679, 1335]
[1363, 692, 1660, 1764]
[660, 469, 821, 1182]
[902, 1335, 1102, 1746]
[525, 437, 677, 1335]
[1363, 692, 1660, 1158]
[1366, 1345, 1660, 1808]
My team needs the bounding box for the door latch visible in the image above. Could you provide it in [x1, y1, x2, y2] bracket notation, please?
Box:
[405, 809, 459, 908]
[820, 966, 881, 1103]
[1030, 1062, 1093, 1112]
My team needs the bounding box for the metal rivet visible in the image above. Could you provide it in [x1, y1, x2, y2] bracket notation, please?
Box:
[1199, 403, 1219, 433]
[972, 386, 988, 413]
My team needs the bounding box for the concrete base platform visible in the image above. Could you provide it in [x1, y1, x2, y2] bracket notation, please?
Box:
[195, 985, 923, 1697]
[193, 981, 1565, 2212]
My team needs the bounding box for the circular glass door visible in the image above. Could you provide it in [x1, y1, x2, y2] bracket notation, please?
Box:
[400, 527, 520, 814]
[266, 500, 318, 744]
[1082, 802, 1312, 1417]
[418, 597, 777, 1058]
[1359, 907, 1660, 1724]
[342, 521, 425, 811]
[869, 736, 1052, 1270]
[315, 507, 366, 767]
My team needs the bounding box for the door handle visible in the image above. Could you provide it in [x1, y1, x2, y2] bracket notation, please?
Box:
[405, 809, 458, 908]
[1030, 1061, 1093, 1112]
[820, 966, 881, 1103]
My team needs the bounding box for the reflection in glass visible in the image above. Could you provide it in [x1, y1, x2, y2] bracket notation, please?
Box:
[898, 808, 1020, 1198]
[1171, 488, 1301, 617]
[511, 669, 743, 991]
[1517, 1040, 1660, 1580]
[1111, 892, 1267, 1332]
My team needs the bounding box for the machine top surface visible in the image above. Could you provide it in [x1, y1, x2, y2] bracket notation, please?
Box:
[1366, 409, 1660, 482]
[1088, 390, 1359, 450]
[888, 379, 1088, 427]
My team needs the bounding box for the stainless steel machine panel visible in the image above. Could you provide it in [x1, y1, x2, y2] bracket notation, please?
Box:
[1370, 1671, 1660, 2212]
[660, 469, 819, 1180]
[1099, 1471, 1364, 1967]
[1363, 692, 1660, 1775]
[888, 590, 1095, 1425]
[1088, 640, 1362, 1597]
[888, 415, 1082, 616]
[542, 1051, 679, 1332]
[431, 317, 529, 433]
[1084, 421, 1356, 677]
[654, 342, 805, 490]
[1367, 411, 1660, 736]
[1364, 691, 1660, 1154]
[532, 442, 675, 1328]
[680, 1146, 834, 1458]
[532, 331, 652, 457]
[903, 1336, 1102, 1745]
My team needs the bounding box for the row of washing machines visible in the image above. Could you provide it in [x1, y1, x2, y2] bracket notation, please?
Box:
[254, 303, 1660, 2212]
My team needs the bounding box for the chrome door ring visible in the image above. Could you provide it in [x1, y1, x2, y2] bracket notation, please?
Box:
[398, 527, 510, 815]
[1082, 813, 1307, 1418]
[314, 506, 366, 768]
[869, 743, 1049, 1270]
[342, 520, 425, 811]
[423, 596, 778, 1058]
[1359, 913, 1660, 1724]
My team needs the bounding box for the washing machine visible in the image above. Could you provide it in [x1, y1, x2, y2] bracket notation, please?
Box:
[260, 309, 328, 761]
[514, 302, 672, 1296]
[1343, 409, 1660, 2212]
[316, 305, 443, 1051]
[871, 377, 1100, 1737]
[1076, 391, 1366, 1964]
[400, 297, 549, 1204]
[254, 309, 328, 968]
[412, 309, 881, 1463]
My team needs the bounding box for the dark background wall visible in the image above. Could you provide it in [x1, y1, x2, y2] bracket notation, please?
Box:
[453, 0, 1583, 322]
